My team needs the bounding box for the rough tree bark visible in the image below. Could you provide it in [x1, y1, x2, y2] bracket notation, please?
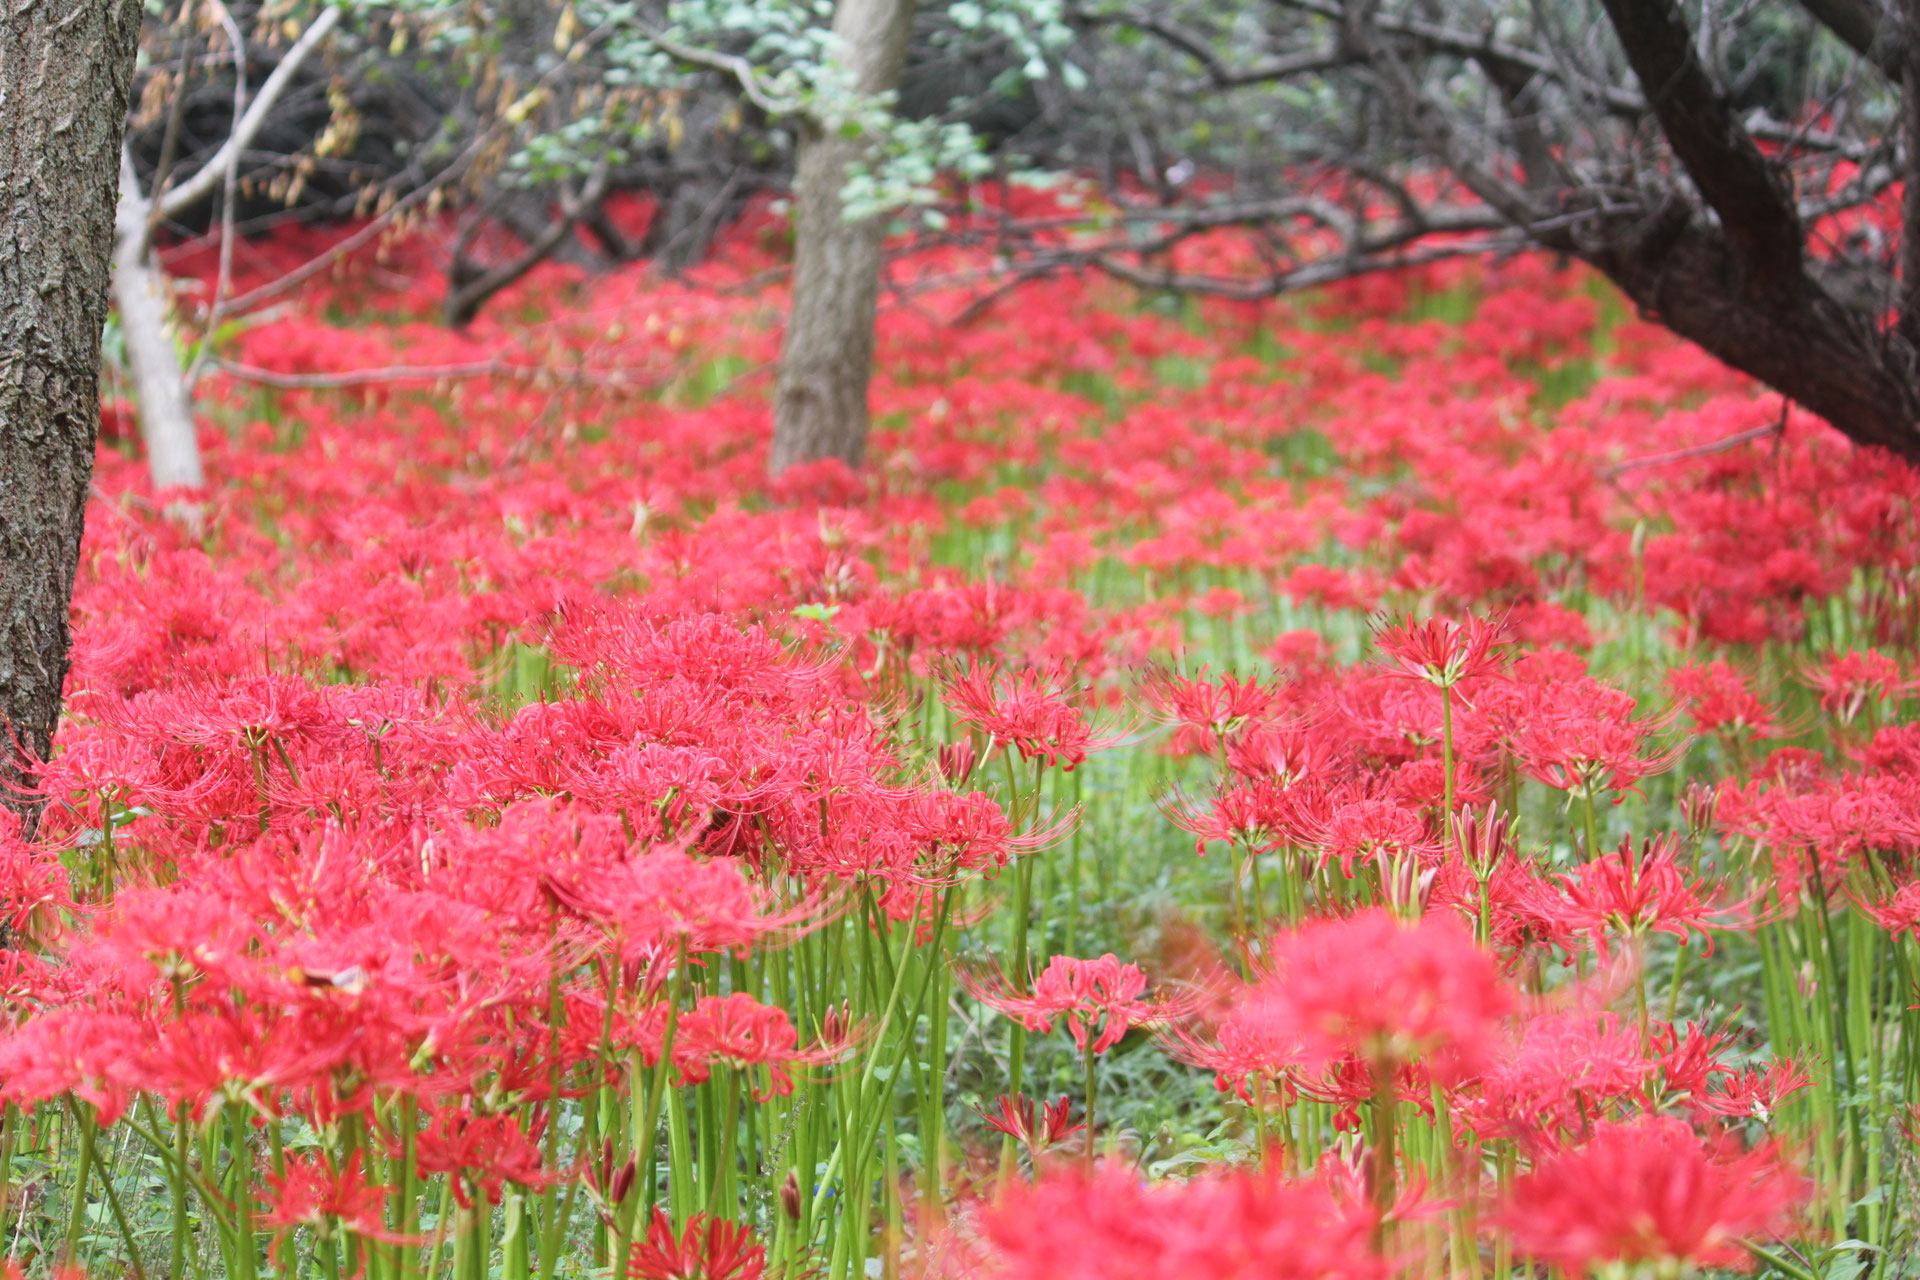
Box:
[0, 0, 143, 832]
[768, 0, 917, 476]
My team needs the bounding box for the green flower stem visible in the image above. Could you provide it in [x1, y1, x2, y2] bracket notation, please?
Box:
[63, 1096, 99, 1267]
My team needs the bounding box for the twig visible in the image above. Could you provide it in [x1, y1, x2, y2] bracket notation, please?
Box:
[154, 4, 342, 223]
[634, 21, 804, 117]
[1602, 417, 1786, 478]
[208, 357, 659, 391]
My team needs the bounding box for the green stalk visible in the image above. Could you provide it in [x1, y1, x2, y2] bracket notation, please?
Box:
[1369, 1057, 1396, 1245]
[63, 1096, 99, 1266]
[1580, 788, 1602, 863]
[621, 936, 690, 1278]
[999, 855, 1035, 1178]
[1439, 683, 1456, 841]
[396, 1095, 419, 1280]
[226, 1105, 258, 1280]
[1082, 1040, 1098, 1171]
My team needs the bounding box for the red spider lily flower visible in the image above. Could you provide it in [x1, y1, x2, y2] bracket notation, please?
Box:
[1512, 681, 1685, 800]
[1255, 908, 1512, 1080]
[1138, 665, 1279, 741]
[1696, 1059, 1812, 1122]
[1499, 1117, 1806, 1275]
[0, 1009, 141, 1124]
[628, 1207, 767, 1280]
[974, 1093, 1085, 1160]
[963, 1160, 1388, 1280]
[1652, 1023, 1739, 1099]
[1224, 722, 1345, 788]
[541, 837, 822, 959]
[1458, 1010, 1657, 1145]
[941, 660, 1115, 771]
[1159, 980, 1309, 1102]
[1307, 797, 1440, 879]
[1863, 880, 1920, 938]
[261, 1152, 401, 1245]
[962, 954, 1181, 1054]
[1156, 778, 1285, 858]
[1372, 613, 1508, 689]
[1804, 649, 1908, 724]
[1666, 660, 1779, 743]
[0, 809, 69, 940]
[406, 1105, 551, 1209]
[658, 993, 843, 1098]
[1554, 832, 1744, 961]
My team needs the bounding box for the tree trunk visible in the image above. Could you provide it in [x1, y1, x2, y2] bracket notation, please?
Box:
[112, 4, 339, 493]
[114, 156, 206, 492]
[0, 0, 142, 833]
[768, 0, 916, 476]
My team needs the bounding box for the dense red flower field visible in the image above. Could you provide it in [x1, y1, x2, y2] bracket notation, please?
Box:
[9, 192, 1920, 1279]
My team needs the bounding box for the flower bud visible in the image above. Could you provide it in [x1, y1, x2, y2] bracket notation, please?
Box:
[938, 740, 977, 786]
[608, 1156, 637, 1207]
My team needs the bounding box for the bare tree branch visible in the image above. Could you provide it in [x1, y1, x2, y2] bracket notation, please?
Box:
[1596, 0, 1806, 270]
[1796, 0, 1902, 76]
[154, 5, 342, 225]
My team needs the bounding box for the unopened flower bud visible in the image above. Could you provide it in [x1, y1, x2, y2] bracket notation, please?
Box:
[1681, 781, 1719, 836]
[780, 1170, 803, 1222]
[608, 1156, 636, 1207]
[938, 741, 977, 786]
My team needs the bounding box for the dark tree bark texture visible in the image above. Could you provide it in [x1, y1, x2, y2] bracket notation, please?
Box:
[769, 0, 916, 476]
[0, 0, 142, 833]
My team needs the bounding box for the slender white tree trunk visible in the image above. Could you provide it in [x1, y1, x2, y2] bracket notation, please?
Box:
[768, 0, 916, 476]
[114, 156, 204, 491]
[111, 4, 339, 493]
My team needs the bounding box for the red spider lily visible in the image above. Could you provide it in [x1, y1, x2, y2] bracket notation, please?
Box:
[962, 954, 1182, 1054]
[1554, 832, 1746, 961]
[406, 1105, 551, 1209]
[1223, 722, 1346, 787]
[1449, 802, 1515, 878]
[1306, 797, 1440, 879]
[1499, 1117, 1806, 1275]
[1863, 880, 1920, 937]
[1138, 665, 1280, 742]
[1159, 981, 1308, 1102]
[0, 1009, 140, 1125]
[628, 1207, 767, 1280]
[541, 840, 819, 958]
[1666, 659, 1780, 743]
[0, 809, 70, 939]
[1156, 778, 1286, 858]
[941, 660, 1115, 771]
[1372, 612, 1509, 688]
[974, 1093, 1085, 1160]
[962, 1160, 1388, 1280]
[1803, 648, 1908, 724]
[657, 993, 844, 1098]
[1512, 681, 1685, 800]
[1254, 908, 1512, 1080]
[1458, 1010, 1657, 1145]
[261, 1152, 403, 1245]
[1696, 1059, 1812, 1122]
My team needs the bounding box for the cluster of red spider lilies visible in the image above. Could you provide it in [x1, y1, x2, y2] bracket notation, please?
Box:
[6, 188, 1918, 1279]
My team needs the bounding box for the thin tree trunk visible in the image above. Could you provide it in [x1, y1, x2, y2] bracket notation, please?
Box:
[0, 0, 143, 833]
[114, 155, 205, 492]
[111, 4, 339, 494]
[768, 0, 916, 476]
